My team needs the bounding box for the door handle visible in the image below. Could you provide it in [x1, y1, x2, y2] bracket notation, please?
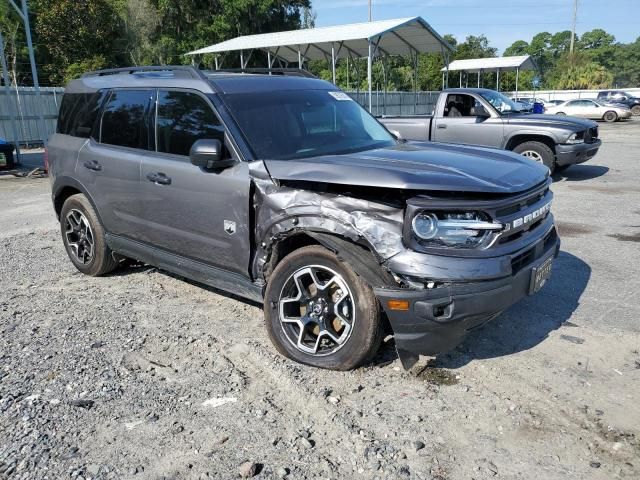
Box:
[437, 124, 447, 129]
[146, 172, 172, 186]
[83, 160, 102, 171]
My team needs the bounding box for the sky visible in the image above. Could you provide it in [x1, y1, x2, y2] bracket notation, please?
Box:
[313, 0, 640, 53]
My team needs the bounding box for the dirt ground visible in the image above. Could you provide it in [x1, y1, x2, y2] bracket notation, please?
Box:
[1, 120, 639, 480]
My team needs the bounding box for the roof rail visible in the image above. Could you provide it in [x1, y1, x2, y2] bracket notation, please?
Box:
[81, 65, 208, 80]
[206, 68, 317, 78]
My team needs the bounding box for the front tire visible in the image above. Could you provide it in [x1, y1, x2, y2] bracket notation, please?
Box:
[264, 245, 383, 370]
[603, 111, 618, 123]
[60, 194, 119, 276]
[513, 141, 556, 173]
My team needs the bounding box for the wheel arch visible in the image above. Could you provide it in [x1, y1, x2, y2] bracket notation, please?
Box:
[52, 177, 103, 224]
[259, 230, 397, 290]
[505, 134, 556, 154]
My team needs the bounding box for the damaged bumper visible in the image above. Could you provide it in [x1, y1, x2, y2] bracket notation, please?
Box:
[375, 226, 560, 369]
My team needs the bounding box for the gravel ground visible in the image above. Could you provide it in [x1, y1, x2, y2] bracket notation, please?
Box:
[1, 121, 639, 480]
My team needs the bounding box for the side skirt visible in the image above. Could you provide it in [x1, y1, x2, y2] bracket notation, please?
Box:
[105, 234, 264, 303]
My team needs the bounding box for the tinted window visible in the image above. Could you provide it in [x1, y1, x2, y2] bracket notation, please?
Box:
[156, 91, 225, 156]
[100, 90, 152, 149]
[57, 92, 106, 138]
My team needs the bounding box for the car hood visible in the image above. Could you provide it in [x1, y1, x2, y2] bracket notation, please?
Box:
[505, 113, 596, 129]
[264, 142, 549, 194]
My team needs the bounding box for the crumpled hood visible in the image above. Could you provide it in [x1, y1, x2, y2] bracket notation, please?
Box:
[506, 113, 597, 130]
[264, 142, 549, 194]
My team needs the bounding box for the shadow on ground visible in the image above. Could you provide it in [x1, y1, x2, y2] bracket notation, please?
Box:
[434, 251, 590, 369]
[553, 164, 609, 182]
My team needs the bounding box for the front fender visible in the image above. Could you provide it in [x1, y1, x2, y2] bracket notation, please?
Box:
[503, 129, 563, 150]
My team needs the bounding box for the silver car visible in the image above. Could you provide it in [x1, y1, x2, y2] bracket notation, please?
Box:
[545, 99, 632, 122]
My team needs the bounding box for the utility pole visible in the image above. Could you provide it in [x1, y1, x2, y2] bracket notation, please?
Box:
[368, 0, 372, 21]
[0, 32, 22, 162]
[570, 0, 578, 55]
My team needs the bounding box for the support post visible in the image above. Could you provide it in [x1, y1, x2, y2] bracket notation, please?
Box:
[298, 47, 302, 69]
[477, 71, 480, 88]
[214, 56, 219, 70]
[267, 51, 271, 72]
[331, 43, 336, 85]
[367, 40, 373, 112]
[496, 69, 500, 91]
[442, 71, 445, 90]
[0, 32, 21, 162]
[10, 0, 47, 146]
[515, 67, 519, 96]
[413, 52, 418, 115]
[459, 71, 462, 88]
[240, 50, 244, 69]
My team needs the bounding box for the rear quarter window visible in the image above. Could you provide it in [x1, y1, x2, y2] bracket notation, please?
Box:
[56, 92, 106, 138]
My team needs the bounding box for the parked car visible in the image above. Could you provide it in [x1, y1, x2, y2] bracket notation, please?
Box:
[48, 66, 560, 371]
[547, 100, 565, 106]
[512, 96, 553, 107]
[597, 90, 640, 115]
[545, 99, 632, 122]
[379, 88, 601, 173]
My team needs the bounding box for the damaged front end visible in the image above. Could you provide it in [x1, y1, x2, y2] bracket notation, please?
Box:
[249, 161, 560, 370]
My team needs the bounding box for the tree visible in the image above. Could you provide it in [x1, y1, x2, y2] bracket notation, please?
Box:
[454, 35, 497, 60]
[549, 52, 613, 89]
[579, 29, 615, 50]
[504, 40, 529, 57]
[31, 0, 123, 84]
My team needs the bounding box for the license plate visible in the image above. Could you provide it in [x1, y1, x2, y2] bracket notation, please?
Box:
[529, 256, 553, 295]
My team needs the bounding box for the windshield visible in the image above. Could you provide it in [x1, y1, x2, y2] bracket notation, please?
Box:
[479, 90, 523, 114]
[222, 89, 396, 160]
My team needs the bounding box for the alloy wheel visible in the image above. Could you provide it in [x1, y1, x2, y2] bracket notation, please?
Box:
[521, 150, 543, 163]
[64, 209, 95, 264]
[278, 265, 355, 356]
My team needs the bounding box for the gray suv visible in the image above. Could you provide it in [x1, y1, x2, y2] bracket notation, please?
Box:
[49, 66, 560, 371]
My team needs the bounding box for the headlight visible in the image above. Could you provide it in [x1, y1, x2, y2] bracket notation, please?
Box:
[411, 211, 503, 248]
[566, 132, 584, 144]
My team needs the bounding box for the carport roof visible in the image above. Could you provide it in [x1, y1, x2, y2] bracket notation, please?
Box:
[441, 55, 536, 73]
[185, 16, 453, 62]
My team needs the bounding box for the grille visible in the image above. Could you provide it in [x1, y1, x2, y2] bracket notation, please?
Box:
[585, 126, 598, 144]
[493, 185, 552, 247]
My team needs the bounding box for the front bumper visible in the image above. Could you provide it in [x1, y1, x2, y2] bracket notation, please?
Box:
[375, 227, 560, 369]
[556, 139, 601, 166]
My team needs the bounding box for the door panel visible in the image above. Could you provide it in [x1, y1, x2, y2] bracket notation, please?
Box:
[74, 89, 155, 239]
[75, 140, 145, 238]
[139, 157, 251, 275]
[433, 93, 504, 148]
[137, 89, 251, 276]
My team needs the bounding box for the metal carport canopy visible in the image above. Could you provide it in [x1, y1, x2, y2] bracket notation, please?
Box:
[186, 17, 452, 62]
[441, 55, 536, 73]
[440, 55, 536, 93]
[186, 17, 452, 113]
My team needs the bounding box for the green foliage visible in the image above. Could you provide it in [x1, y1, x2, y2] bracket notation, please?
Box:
[2, 3, 638, 91]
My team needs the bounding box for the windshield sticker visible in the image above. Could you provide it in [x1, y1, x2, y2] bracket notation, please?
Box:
[329, 91, 353, 101]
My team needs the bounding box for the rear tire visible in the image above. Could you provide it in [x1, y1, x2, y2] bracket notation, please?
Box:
[556, 112, 566, 116]
[60, 194, 119, 276]
[513, 141, 556, 173]
[264, 245, 383, 370]
[631, 105, 640, 116]
[603, 111, 618, 123]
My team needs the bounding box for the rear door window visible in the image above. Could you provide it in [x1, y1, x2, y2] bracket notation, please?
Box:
[100, 90, 153, 149]
[155, 90, 225, 157]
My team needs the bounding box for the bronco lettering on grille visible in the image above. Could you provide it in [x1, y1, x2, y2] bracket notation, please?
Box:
[503, 202, 552, 232]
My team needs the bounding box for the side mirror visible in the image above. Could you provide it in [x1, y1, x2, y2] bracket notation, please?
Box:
[189, 139, 235, 170]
